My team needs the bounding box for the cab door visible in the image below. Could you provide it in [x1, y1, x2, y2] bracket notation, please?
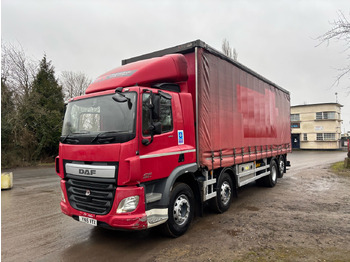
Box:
[138, 89, 182, 182]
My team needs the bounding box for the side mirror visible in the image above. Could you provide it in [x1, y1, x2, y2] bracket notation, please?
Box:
[112, 93, 132, 109]
[153, 122, 162, 135]
[151, 95, 160, 120]
[142, 122, 162, 146]
[112, 93, 128, 103]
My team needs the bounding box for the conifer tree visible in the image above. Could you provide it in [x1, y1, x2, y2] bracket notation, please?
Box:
[23, 55, 64, 160]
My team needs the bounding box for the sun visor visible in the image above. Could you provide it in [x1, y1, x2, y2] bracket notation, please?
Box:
[86, 54, 188, 94]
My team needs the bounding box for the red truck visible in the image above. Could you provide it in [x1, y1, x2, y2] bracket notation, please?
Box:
[56, 40, 291, 237]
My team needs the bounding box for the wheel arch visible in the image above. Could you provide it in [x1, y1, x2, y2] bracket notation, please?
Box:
[214, 166, 237, 198]
[268, 156, 278, 165]
[159, 163, 199, 207]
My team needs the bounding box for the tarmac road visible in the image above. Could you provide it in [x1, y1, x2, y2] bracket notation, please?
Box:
[1, 150, 348, 261]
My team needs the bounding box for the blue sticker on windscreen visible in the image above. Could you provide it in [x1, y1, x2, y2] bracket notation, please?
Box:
[178, 130, 184, 145]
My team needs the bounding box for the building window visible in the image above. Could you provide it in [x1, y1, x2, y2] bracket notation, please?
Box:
[316, 111, 336, 120]
[324, 133, 336, 140]
[291, 114, 300, 121]
[291, 123, 300, 128]
[316, 133, 336, 141]
[303, 134, 307, 141]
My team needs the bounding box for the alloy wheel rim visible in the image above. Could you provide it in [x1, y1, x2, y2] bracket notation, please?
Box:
[173, 194, 190, 226]
[220, 181, 231, 206]
[279, 160, 285, 174]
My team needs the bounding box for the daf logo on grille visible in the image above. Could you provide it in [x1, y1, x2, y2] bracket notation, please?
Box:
[79, 169, 96, 175]
[85, 190, 91, 196]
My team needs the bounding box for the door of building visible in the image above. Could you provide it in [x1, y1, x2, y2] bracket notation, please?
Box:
[291, 134, 300, 149]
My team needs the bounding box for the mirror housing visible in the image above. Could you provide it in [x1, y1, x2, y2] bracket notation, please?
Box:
[142, 89, 171, 146]
[112, 93, 132, 109]
[112, 93, 128, 103]
[153, 122, 162, 135]
[151, 95, 160, 120]
[141, 122, 161, 146]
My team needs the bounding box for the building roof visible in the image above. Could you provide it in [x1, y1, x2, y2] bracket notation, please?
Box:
[291, 102, 343, 108]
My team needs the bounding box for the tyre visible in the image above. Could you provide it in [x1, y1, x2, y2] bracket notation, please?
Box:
[266, 160, 278, 187]
[256, 160, 278, 187]
[160, 183, 194, 237]
[277, 156, 285, 178]
[209, 172, 233, 213]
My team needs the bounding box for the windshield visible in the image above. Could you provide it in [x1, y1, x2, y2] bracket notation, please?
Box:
[61, 92, 136, 144]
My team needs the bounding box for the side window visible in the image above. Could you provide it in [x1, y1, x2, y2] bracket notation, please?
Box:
[159, 96, 173, 133]
[142, 93, 173, 136]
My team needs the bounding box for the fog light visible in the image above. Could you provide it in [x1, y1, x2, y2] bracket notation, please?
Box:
[61, 189, 66, 203]
[117, 196, 139, 214]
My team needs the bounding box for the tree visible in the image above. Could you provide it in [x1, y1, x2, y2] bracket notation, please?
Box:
[1, 81, 15, 166]
[1, 42, 37, 102]
[318, 11, 350, 87]
[60, 71, 91, 100]
[1, 42, 65, 167]
[1, 42, 39, 166]
[222, 38, 238, 61]
[23, 55, 65, 160]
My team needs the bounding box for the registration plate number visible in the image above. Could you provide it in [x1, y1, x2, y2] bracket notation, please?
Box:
[79, 216, 97, 226]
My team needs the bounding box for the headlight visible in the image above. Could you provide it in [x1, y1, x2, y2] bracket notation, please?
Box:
[117, 196, 139, 214]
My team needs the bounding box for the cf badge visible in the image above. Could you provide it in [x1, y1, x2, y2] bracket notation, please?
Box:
[85, 190, 91, 196]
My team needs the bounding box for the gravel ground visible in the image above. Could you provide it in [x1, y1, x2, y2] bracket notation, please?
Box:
[2, 151, 350, 262]
[142, 155, 350, 262]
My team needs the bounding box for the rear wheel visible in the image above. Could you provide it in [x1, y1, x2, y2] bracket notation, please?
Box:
[257, 160, 278, 187]
[209, 172, 233, 213]
[278, 156, 285, 178]
[160, 183, 194, 237]
[266, 160, 278, 187]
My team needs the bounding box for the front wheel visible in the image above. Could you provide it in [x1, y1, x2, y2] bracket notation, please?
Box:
[160, 183, 194, 237]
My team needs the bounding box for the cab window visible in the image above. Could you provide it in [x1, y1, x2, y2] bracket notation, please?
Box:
[142, 93, 173, 136]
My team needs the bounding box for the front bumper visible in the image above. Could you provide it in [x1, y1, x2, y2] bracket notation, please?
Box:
[60, 180, 148, 230]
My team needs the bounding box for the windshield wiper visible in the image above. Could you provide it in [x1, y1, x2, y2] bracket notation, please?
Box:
[90, 131, 125, 143]
[60, 132, 90, 143]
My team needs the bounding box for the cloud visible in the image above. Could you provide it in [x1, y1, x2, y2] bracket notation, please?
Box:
[2, 0, 350, 131]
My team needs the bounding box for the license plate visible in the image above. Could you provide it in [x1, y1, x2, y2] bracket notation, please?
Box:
[79, 216, 97, 226]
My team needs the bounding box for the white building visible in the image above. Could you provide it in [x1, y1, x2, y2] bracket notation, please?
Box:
[291, 103, 342, 149]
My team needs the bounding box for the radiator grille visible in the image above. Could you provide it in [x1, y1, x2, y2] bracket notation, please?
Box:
[66, 178, 116, 215]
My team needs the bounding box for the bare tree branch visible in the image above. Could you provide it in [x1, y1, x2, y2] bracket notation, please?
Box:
[317, 11, 350, 89]
[1, 41, 37, 101]
[60, 71, 92, 101]
[222, 38, 238, 61]
[318, 11, 350, 46]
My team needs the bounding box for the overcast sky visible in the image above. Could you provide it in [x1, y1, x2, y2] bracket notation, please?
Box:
[2, 0, 350, 132]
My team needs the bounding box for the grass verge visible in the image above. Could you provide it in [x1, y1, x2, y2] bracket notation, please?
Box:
[330, 161, 350, 177]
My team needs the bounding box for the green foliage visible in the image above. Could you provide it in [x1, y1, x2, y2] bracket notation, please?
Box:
[1, 81, 15, 166]
[1, 52, 65, 168]
[23, 55, 64, 160]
